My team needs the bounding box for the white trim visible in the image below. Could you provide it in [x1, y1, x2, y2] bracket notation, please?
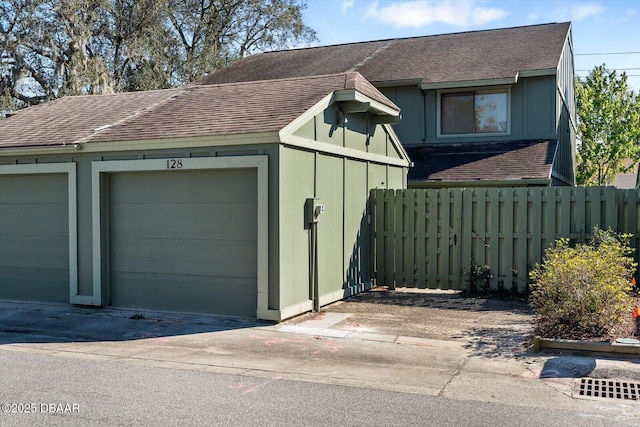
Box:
[436, 86, 512, 138]
[519, 68, 556, 78]
[279, 93, 334, 141]
[0, 132, 280, 157]
[333, 90, 401, 117]
[260, 280, 373, 322]
[283, 135, 410, 167]
[91, 156, 269, 315]
[421, 76, 517, 90]
[278, 92, 408, 167]
[257, 300, 314, 322]
[0, 163, 81, 304]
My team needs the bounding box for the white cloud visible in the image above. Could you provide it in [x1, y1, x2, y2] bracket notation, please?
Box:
[570, 4, 607, 20]
[341, 0, 355, 13]
[364, 0, 509, 27]
[527, 2, 606, 23]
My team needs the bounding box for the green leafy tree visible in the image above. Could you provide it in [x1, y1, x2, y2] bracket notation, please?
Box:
[0, 0, 316, 117]
[575, 65, 640, 186]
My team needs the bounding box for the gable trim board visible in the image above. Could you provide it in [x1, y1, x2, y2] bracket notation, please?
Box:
[0, 163, 81, 304]
[91, 156, 270, 317]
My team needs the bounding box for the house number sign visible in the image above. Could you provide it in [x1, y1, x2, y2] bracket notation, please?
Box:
[166, 159, 184, 169]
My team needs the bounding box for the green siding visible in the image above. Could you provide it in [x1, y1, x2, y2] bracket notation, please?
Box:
[316, 154, 345, 295]
[0, 174, 69, 302]
[553, 30, 577, 185]
[522, 77, 556, 138]
[387, 77, 559, 146]
[314, 109, 343, 146]
[344, 160, 369, 285]
[277, 147, 315, 308]
[380, 86, 425, 145]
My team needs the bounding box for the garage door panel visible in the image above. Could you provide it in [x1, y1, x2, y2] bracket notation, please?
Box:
[111, 238, 257, 277]
[110, 170, 256, 204]
[0, 266, 68, 302]
[110, 272, 256, 316]
[108, 167, 258, 317]
[0, 174, 67, 203]
[0, 236, 69, 268]
[110, 203, 257, 241]
[0, 204, 68, 236]
[0, 173, 69, 303]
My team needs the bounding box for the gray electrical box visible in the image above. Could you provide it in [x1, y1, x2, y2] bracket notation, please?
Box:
[305, 198, 325, 224]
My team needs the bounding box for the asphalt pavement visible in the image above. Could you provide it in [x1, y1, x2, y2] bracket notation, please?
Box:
[1, 296, 640, 425]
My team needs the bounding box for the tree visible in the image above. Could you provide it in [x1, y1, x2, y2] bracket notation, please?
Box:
[0, 0, 316, 116]
[575, 64, 640, 186]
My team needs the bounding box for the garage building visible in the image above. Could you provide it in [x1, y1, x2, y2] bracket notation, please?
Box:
[0, 72, 409, 321]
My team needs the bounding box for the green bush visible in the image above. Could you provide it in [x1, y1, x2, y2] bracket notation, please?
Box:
[462, 260, 492, 296]
[529, 227, 636, 340]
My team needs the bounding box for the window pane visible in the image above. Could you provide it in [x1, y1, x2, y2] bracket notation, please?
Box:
[474, 91, 507, 133]
[441, 92, 474, 134]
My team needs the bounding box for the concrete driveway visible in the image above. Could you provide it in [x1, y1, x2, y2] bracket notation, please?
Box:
[1, 290, 640, 424]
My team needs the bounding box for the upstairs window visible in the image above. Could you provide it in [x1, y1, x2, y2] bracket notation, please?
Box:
[439, 89, 509, 136]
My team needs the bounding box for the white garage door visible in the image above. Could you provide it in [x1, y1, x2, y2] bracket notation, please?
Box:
[108, 168, 258, 317]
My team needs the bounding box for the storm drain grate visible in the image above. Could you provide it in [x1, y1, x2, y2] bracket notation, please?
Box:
[578, 378, 640, 401]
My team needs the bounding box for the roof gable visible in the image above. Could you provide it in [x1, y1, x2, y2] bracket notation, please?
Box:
[0, 72, 399, 149]
[194, 22, 570, 87]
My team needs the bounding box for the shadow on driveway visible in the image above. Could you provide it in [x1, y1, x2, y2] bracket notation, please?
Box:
[319, 287, 535, 358]
[0, 301, 263, 345]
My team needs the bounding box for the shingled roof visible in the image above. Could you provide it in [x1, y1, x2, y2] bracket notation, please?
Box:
[194, 22, 570, 86]
[405, 140, 557, 184]
[0, 72, 397, 148]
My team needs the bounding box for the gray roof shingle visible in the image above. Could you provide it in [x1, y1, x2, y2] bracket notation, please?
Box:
[0, 72, 397, 148]
[194, 23, 570, 86]
[405, 140, 557, 183]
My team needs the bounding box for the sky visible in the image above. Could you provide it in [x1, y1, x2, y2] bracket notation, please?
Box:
[302, 0, 640, 91]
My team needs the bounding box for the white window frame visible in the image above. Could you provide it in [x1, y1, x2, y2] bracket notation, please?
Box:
[437, 86, 511, 138]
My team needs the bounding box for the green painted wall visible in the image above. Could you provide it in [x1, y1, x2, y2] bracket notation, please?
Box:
[280, 107, 407, 312]
[343, 159, 369, 286]
[553, 31, 577, 185]
[277, 147, 316, 308]
[277, 146, 406, 311]
[316, 154, 345, 296]
[294, 109, 403, 161]
[381, 76, 559, 145]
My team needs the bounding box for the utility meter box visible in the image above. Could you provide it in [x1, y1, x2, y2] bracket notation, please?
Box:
[305, 198, 325, 224]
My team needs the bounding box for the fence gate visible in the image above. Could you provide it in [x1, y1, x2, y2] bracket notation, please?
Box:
[370, 187, 640, 292]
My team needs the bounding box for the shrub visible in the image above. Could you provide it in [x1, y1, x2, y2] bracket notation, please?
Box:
[462, 260, 492, 296]
[529, 227, 636, 340]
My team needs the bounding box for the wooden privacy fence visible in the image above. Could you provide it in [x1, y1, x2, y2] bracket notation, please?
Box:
[370, 186, 640, 292]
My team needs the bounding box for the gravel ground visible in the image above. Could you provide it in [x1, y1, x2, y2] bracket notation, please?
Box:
[309, 287, 536, 358]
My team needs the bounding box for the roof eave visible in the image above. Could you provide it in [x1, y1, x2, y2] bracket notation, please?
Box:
[408, 177, 551, 188]
[0, 132, 281, 156]
[371, 78, 423, 88]
[519, 68, 557, 78]
[421, 75, 518, 90]
[333, 89, 400, 121]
